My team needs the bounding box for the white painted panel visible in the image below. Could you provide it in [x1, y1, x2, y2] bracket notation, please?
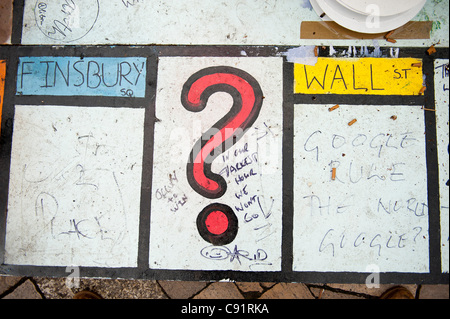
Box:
[22, 0, 314, 45]
[21, 0, 449, 46]
[149, 57, 283, 271]
[293, 104, 429, 273]
[434, 59, 449, 273]
[5, 105, 145, 267]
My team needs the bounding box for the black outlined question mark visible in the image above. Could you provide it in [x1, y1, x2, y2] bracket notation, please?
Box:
[181, 66, 263, 246]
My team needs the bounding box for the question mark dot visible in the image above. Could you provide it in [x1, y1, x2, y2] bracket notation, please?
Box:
[197, 203, 238, 246]
[205, 211, 229, 235]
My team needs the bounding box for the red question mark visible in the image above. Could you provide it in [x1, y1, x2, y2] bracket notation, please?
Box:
[181, 66, 263, 246]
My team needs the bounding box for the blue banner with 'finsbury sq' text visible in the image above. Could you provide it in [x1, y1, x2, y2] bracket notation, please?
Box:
[16, 56, 147, 97]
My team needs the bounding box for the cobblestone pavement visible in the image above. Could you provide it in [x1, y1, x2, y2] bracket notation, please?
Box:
[0, 276, 448, 299]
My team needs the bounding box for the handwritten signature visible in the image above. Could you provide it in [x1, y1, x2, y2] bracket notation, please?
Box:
[200, 245, 270, 266]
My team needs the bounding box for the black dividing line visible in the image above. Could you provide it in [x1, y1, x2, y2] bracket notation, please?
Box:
[293, 94, 425, 106]
[14, 95, 148, 108]
[137, 55, 158, 273]
[0, 46, 20, 266]
[422, 55, 443, 279]
[11, 0, 24, 44]
[282, 58, 294, 273]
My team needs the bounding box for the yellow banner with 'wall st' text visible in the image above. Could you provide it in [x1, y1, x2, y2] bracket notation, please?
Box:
[294, 57, 424, 95]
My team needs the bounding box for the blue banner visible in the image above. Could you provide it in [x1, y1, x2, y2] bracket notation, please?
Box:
[17, 56, 147, 97]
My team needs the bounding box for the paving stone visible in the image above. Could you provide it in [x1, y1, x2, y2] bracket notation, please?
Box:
[235, 282, 264, 293]
[418, 285, 449, 299]
[193, 282, 244, 299]
[0, 0, 13, 44]
[34, 277, 168, 299]
[259, 283, 314, 299]
[0, 276, 23, 295]
[78, 278, 169, 299]
[158, 280, 208, 299]
[33, 277, 75, 299]
[310, 286, 365, 299]
[2, 279, 42, 299]
[328, 284, 417, 298]
[260, 282, 277, 290]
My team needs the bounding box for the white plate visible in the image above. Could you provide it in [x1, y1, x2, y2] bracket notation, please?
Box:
[310, 0, 332, 21]
[316, 0, 426, 33]
[337, 0, 425, 17]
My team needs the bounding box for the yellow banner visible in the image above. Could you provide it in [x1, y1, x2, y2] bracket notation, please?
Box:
[294, 57, 423, 95]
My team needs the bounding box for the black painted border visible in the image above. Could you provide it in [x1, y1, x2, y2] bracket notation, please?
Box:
[0, 44, 448, 285]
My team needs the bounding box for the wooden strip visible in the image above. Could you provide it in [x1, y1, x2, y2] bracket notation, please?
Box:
[0, 0, 13, 44]
[300, 21, 432, 40]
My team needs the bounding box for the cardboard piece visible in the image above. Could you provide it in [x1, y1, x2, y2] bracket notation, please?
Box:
[0, 0, 13, 44]
[300, 21, 432, 40]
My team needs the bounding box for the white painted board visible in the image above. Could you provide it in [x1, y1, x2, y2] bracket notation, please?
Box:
[21, 0, 449, 47]
[5, 105, 145, 267]
[293, 104, 429, 273]
[434, 59, 449, 273]
[149, 57, 283, 271]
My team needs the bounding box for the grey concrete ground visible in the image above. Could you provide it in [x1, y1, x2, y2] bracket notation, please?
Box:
[0, 276, 448, 299]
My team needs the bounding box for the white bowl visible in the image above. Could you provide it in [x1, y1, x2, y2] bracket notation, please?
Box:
[337, 0, 425, 17]
[314, 0, 426, 33]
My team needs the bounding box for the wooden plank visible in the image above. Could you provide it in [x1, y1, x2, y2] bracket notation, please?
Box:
[0, 0, 13, 44]
[300, 21, 432, 40]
